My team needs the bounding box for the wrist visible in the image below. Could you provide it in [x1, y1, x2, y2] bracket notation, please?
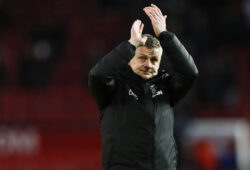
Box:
[156, 29, 167, 37]
[158, 31, 174, 42]
[128, 39, 139, 48]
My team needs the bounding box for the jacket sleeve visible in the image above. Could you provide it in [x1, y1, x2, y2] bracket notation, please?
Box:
[88, 41, 135, 109]
[159, 31, 199, 106]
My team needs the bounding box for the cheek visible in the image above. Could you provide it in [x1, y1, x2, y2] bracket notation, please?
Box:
[134, 61, 143, 68]
[130, 60, 140, 70]
[153, 64, 160, 71]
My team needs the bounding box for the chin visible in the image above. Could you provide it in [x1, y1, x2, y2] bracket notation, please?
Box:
[137, 72, 155, 80]
[142, 75, 153, 80]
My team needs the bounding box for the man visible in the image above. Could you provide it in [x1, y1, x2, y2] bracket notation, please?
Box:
[89, 4, 198, 170]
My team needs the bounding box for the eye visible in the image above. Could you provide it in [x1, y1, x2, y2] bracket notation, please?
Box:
[139, 56, 146, 61]
[151, 58, 158, 64]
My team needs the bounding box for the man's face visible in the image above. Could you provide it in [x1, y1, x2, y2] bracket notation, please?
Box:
[128, 46, 162, 80]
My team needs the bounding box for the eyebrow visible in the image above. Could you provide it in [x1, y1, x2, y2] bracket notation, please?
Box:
[138, 54, 148, 57]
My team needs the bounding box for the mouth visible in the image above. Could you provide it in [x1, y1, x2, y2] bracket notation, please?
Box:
[141, 70, 152, 75]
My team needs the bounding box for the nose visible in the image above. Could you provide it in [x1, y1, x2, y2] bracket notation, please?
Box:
[144, 60, 152, 68]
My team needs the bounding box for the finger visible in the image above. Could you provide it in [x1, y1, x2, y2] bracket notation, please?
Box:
[151, 4, 166, 20]
[134, 19, 140, 25]
[131, 20, 136, 31]
[131, 20, 139, 34]
[139, 23, 144, 34]
[136, 19, 141, 26]
[144, 8, 157, 21]
[151, 13, 159, 21]
[134, 20, 140, 31]
[144, 7, 161, 19]
[146, 7, 166, 23]
[144, 8, 152, 18]
[151, 4, 163, 15]
[134, 19, 139, 24]
[148, 11, 159, 21]
[144, 10, 154, 22]
[148, 6, 162, 18]
[136, 20, 142, 32]
[132, 20, 138, 28]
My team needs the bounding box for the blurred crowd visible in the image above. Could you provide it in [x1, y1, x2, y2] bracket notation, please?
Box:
[0, 0, 248, 108]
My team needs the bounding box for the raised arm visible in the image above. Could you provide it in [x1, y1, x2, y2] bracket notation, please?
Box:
[144, 4, 199, 105]
[89, 20, 147, 108]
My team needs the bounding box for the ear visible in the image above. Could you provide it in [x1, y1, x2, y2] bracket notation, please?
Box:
[128, 56, 135, 66]
[128, 58, 133, 66]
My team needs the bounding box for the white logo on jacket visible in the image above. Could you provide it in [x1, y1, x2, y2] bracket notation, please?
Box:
[150, 84, 163, 98]
[128, 89, 138, 100]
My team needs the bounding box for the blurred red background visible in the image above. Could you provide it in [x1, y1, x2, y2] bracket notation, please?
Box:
[0, 0, 249, 169]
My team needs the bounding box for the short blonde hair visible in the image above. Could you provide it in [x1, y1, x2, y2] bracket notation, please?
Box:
[141, 34, 161, 49]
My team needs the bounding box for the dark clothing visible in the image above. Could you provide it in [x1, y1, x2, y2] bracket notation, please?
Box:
[89, 31, 198, 170]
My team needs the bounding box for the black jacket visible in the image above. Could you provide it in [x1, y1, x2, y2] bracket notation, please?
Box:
[89, 31, 199, 170]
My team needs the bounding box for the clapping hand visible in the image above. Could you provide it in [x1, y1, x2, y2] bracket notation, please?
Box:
[144, 4, 167, 37]
[128, 19, 147, 48]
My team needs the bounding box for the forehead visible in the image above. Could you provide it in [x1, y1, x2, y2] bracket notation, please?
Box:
[135, 46, 162, 58]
